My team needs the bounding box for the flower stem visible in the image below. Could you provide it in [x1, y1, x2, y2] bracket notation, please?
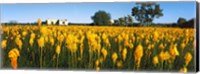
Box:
[56, 54, 59, 68]
[40, 47, 43, 69]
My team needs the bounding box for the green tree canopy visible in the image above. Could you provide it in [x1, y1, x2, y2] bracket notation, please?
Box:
[114, 15, 133, 26]
[131, 2, 163, 25]
[91, 10, 111, 26]
[177, 17, 187, 25]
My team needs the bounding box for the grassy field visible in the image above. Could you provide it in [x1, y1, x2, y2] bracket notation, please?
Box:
[1, 25, 195, 72]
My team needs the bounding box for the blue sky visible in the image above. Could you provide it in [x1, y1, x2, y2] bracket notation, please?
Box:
[0, 2, 196, 23]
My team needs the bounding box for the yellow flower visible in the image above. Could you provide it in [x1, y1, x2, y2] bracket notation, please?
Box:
[164, 51, 171, 61]
[116, 60, 123, 68]
[99, 57, 104, 63]
[44, 36, 49, 43]
[180, 67, 187, 73]
[40, 27, 48, 36]
[134, 44, 143, 62]
[22, 31, 27, 37]
[184, 52, 192, 66]
[30, 32, 36, 39]
[1, 40, 7, 49]
[153, 31, 159, 41]
[8, 48, 20, 59]
[153, 56, 159, 65]
[159, 43, 164, 50]
[66, 34, 78, 53]
[57, 34, 64, 44]
[15, 37, 22, 49]
[169, 44, 179, 59]
[102, 33, 107, 40]
[95, 60, 99, 67]
[117, 35, 122, 43]
[145, 39, 149, 45]
[49, 37, 54, 46]
[181, 42, 186, 49]
[112, 52, 118, 64]
[122, 48, 127, 61]
[159, 51, 165, 62]
[37, 36, 45, 48]
[29, 38, 34, 47]
[101, 48, 107, 60]
[128, 43, 134, 49]
[105, 38, 110, 47]
[56, 45, 61, 55]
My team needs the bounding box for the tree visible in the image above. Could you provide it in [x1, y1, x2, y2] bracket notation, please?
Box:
[91, 10, 111, 26]
[119, 17, 126, 26]
[177, 17, 187, 25]
[131, 2, 163, 25]
[127, 15, 133, 25]
[113, 15, 134, 26]
[114, 20, 120, 26]
[178, 18, 194, 28]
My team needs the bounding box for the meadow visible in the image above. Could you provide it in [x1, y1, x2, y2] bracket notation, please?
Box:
[1, 25, 195, 72]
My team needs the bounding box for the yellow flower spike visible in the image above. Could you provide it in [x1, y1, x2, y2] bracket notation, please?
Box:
[22, 31, 27, 37]
[37, 36, 45, 48]
[66, 34, 78, 53]
[95, 60, 99, 67]
[164, 51, 171, 61]
[15, 38, 22, 49]
[112, 52, 118, 64]
[8, 48, 20, 69]
[153, 56, 159, 65]
[57, 34, 64, 44]
[169, 44, 179, 59]
[99, 57, 104, 63]
[134, 44, 143, 62]
[184, 52, 192, 66]
[180, 66, 187, 73]
[102, 33, 107, 40]
[56, 45, 61, 55]
[12, 48, 20, 57]
[1, 40, 7, 49]
[116, 60, 123, 68]
[8, 51, 17, 58]
[29, 38, 34, 47]
[181, 42, 186, 50]
[159, 43, 164, 50]
[159, 51, 165, 62]
[44, 36, 49, 43]
[40, 26, 48, 36]
[101, 47, 107, 60]
[122, 48, 127, 61]
[30, 32, 36, 39]
[49, 37, 54, 46]
[145, 39, 149, 45]
[153, 31, 159, 41]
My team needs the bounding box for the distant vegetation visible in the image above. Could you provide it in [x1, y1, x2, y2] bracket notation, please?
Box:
[2, 18, 195, 28]
[113, 15, 134, 26]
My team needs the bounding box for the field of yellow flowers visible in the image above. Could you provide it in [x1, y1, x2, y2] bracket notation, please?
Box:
[1, 25, 195, 72]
